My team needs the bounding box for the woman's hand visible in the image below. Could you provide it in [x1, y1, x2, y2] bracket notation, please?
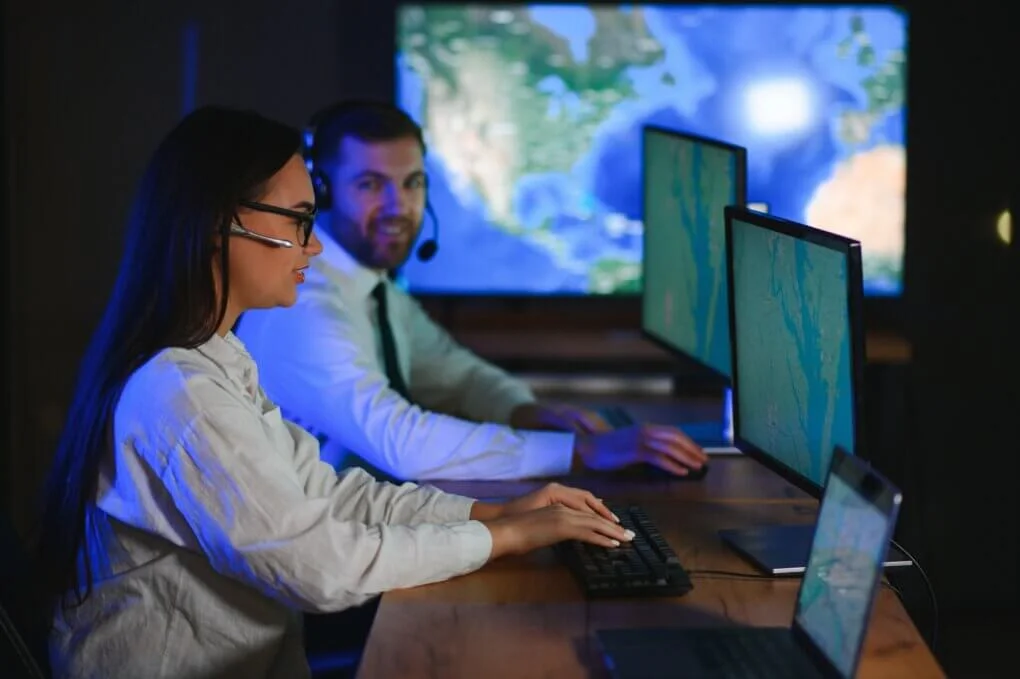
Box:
[483, 505, 634, 559]
[501, 482, 618, 523]
[469, 482, 618, 523]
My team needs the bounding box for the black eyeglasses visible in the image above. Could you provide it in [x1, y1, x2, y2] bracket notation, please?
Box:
[229, 199, 316, 248]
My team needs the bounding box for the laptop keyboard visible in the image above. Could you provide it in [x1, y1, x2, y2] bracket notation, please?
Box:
[598, 627, 820, 679]
[554, 503, 693, 598]
[692, 630, 795, 678]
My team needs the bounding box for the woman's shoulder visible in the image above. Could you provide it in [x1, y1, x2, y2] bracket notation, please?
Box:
[118, 343, 240, 424]
[135, 343, 223, 385]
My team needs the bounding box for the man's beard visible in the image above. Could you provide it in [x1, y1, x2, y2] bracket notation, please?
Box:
[333, 213, 418, 271]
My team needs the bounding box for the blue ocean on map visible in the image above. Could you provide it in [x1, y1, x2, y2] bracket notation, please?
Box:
[397, 4, 907, 296]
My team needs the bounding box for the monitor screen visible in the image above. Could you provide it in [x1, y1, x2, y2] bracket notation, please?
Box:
[794, 470, 891, 677]
[396, 4, 907, 296]
[641, 126, 745, 378]
[726, 207, 865, 493]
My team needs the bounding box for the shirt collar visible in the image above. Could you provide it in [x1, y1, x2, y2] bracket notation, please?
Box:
[195, 331, 258, 391]
[311, 214, 387, 301]
[199, 331, 253, 370]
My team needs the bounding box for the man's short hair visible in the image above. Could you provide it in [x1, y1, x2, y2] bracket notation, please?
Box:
[307, 100, 425, 170]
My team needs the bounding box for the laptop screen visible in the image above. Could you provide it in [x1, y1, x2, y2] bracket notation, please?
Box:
[793, 472, 890, 677]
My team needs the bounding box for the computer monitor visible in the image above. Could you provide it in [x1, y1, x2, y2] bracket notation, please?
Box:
[727, 206, 865, 492]
[717, 206, 910, 573]
[640, 125, 746, 383]
[395, 4, 907, 298]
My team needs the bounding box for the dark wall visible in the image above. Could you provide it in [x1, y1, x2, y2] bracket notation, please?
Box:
[4, 0, 1017, 616]
[3, 0, 347, 524]
[902, 8, 1018, 611]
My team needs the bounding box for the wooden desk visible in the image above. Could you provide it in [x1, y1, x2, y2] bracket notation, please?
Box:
[358, 469, 942, 678]
[434, 457, 811, 504]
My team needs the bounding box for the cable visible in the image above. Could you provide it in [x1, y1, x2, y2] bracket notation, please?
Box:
[891, 538, 938, 653]
[692, 557, 933, 652]
[688, 569, 780, 581]
[882, 580, 904, 599]
[691, 569, 906, 595]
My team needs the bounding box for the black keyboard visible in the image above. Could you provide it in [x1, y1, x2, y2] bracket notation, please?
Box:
[554, 503, 693, 598]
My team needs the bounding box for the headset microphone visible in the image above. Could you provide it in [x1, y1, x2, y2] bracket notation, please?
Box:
[416, 202, 440, 262]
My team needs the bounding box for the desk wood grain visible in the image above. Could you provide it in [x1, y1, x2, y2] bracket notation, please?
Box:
[359, 493, 941, 678]
[431, 457, 811, 504]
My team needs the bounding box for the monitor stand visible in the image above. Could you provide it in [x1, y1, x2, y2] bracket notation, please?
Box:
[718, 524, 913, 575]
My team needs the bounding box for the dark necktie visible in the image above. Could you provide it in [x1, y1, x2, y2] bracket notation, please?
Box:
[372, 282, 412, 401]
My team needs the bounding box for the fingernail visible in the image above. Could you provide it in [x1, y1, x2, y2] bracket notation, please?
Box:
[611, 512, 621, 523]
[610, 539, 620, 547]
[623, 529, 635, 541]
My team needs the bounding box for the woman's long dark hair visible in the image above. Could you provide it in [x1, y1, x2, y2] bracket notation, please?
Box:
[35, 106, 301, 606]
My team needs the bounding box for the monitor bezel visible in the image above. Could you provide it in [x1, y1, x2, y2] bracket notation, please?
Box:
[724, 205, 868, 499]
[639, 124, 748, 383]
[790, 447, 903, 678]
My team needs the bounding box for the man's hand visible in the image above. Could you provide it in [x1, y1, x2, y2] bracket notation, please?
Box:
[573, 424, 709, 477]
[510, 402, 611, 434]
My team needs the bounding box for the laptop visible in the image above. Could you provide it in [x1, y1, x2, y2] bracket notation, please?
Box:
[598, 388, 741, 455]
[596, 447, 902, 678]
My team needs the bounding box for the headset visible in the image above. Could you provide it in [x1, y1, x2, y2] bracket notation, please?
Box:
[303, 101, 439, 262]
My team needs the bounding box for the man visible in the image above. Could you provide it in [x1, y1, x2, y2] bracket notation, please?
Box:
[238, 100, 706, 481]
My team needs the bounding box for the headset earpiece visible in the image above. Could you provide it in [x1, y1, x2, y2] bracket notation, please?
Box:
[310, 167, 331, 211]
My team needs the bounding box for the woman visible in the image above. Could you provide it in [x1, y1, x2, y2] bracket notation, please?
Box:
[35, 106, 629, 679]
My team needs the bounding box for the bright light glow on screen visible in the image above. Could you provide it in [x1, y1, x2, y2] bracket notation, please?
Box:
[744, 77, 818, 136]
[396, 4, 907, 296]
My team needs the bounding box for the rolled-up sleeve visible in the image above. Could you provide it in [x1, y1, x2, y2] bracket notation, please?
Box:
[141, 369, 492, 613]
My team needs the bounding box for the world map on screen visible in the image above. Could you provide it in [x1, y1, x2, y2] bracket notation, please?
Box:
[397, 4, 906, 295]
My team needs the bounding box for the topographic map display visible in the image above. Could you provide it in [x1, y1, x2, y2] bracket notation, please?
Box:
[642, 130, 737, 377]
[796, 474, 888, 675]
[730, 217, 855, 485]
[397, 4, 906, 295]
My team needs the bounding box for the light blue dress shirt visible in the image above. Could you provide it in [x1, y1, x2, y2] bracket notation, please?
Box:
[238, 227, 575, 481]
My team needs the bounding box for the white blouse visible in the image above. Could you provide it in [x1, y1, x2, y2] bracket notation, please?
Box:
[50, 332, 492, 679]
